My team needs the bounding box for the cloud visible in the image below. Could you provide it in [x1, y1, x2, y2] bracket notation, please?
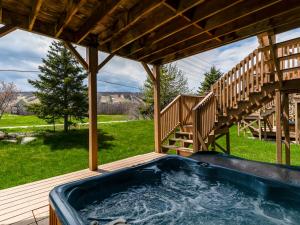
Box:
[0, 27, 299, 92]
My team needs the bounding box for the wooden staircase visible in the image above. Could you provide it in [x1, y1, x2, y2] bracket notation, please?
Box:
[160, 36, 300, 156]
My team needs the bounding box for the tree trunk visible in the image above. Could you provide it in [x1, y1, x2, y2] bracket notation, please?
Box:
[64, 114, 68, 132]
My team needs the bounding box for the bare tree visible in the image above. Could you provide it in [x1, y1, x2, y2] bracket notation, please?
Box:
[0, 81, 18, 119]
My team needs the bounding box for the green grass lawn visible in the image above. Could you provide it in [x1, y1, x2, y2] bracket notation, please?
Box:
[0, 120, 153, 189]
[0, 118, 300, 190]
[217, 126, 300, 166]
[0, 114, 129, 127]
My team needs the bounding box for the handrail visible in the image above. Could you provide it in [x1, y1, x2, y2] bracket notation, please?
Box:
[160, 95, 203, 142]
[192, 92, 216, 152]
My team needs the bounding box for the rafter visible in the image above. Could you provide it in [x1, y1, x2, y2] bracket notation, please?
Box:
[75, 0, 123, 44]
[137, 1, 300, 62]
[101, 0, 204, 53]
[121, 0, 241, 57]
[150, 13, 300, 64]
[64, 42, 88, 70]
[98, 0, 163, 45]
[29, 0, 44, 31]
[55, 0, 88, 38]
[0, 25, 16, 38]
[129, 0, 281, 60]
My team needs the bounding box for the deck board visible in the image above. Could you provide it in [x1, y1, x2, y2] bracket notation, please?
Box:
[0, 152, 164, 225]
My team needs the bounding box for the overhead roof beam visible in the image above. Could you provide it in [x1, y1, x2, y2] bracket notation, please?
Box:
[150, 11, 300, 64]
[0, 25, 16, 38]
[120, 0, 241, 56]
[55, 0, 87, 38]
[101, 0, 205, 53]
[29, 0, 44, 31]
[75, 0, 123, 44]
[98, 0, 163, 45]
[137, 0, 300, 62]
[128, 0, 280, 60]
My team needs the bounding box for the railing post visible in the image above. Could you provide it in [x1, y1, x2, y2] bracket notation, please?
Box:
[192, 109, 199, 152]
[179, 95, 183, 127]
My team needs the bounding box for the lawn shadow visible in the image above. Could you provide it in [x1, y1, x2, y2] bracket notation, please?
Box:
[42, 128, 115, 151]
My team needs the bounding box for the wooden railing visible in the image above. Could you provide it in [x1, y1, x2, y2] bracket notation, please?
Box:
[212, 37, 300, 117]
[160, 95, 203, 141]
[192, 92, 216, 152]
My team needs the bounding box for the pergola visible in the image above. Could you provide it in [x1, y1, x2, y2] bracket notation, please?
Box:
[1, 0, 300, 170]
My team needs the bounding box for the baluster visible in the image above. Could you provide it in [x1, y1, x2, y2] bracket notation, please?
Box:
[246, 56, 250, 99]
[250, 53, 254, 92]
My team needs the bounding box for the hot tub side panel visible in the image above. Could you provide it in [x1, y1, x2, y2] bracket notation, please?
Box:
[50, 205, 62, 225]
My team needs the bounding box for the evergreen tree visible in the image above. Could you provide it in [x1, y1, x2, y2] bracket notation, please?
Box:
[28, 41, 88, 132]
[197, 66, 223, 95]
[141, 64, 190, 118]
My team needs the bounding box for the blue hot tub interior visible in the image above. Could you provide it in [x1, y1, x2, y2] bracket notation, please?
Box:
[50, 155, 300, 225]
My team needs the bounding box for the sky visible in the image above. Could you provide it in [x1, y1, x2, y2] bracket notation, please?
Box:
[0, 25, 300, 93]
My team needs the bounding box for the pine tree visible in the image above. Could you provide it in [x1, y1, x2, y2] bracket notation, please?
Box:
[197, 66, 223, 95]
[28, 41, 88, 132]
[141, 64, 190, 118]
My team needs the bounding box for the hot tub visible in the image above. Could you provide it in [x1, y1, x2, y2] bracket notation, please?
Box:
[49, 155, 300, 225]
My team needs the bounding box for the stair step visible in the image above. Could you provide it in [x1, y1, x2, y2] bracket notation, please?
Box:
[175, 131, 193, 139]
[169, 138, 193, 144]
[162, 145, 193, 152]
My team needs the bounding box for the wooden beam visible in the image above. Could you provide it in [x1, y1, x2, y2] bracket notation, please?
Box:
[268, 32, 283, 89]
[275, 90, 282, 164]
[282, 93, 290, 165]
[87, 46, 99, 171]
[151, 10, 300, 64]
[103, 0, 204, 53]
[75, 0, 123, 44]
[153, 65, 161, 153]
[97, 54, 114, 71]
[122, 0, 242, 57]
[0, 25, 16, 38]
[64, 42, 88, 70]
[133, 0, 298, 61]
[141, 62, 155, 82]
[55, 0, 88, 38]
[29, 0, 44, 31]
[98, 0, 163, 45]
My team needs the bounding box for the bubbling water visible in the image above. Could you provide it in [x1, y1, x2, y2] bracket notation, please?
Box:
[79, 167, 300, 225]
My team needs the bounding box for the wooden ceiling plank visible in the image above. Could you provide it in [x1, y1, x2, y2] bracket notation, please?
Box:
[55, 0, 88, 38]
[75, 0, 124, 44]
[64, 42, 88, 70]
[122, 0, 274, 57]
[137, 1, 300, 61]
[98, 0, 163, 45]
[105, 0, 205, 53]
[29, 0, 44, 31]
[152, 12, 300, 64]
[0, 25, 16, 38]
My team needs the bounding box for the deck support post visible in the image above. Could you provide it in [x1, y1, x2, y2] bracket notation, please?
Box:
[141, 62, 161, 153]
[275, 90, 282, 164]
[66, 41, 114, 170]
[87, 46, 99, 171]
[282, 93, 290, 165]
[153, 65, 162, 153]
[295, 101, 300, 144]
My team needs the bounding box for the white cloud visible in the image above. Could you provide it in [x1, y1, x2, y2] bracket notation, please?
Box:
[0, 27, 299, 92]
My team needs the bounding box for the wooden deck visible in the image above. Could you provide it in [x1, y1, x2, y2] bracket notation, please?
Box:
[0, 152, 164, 225]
